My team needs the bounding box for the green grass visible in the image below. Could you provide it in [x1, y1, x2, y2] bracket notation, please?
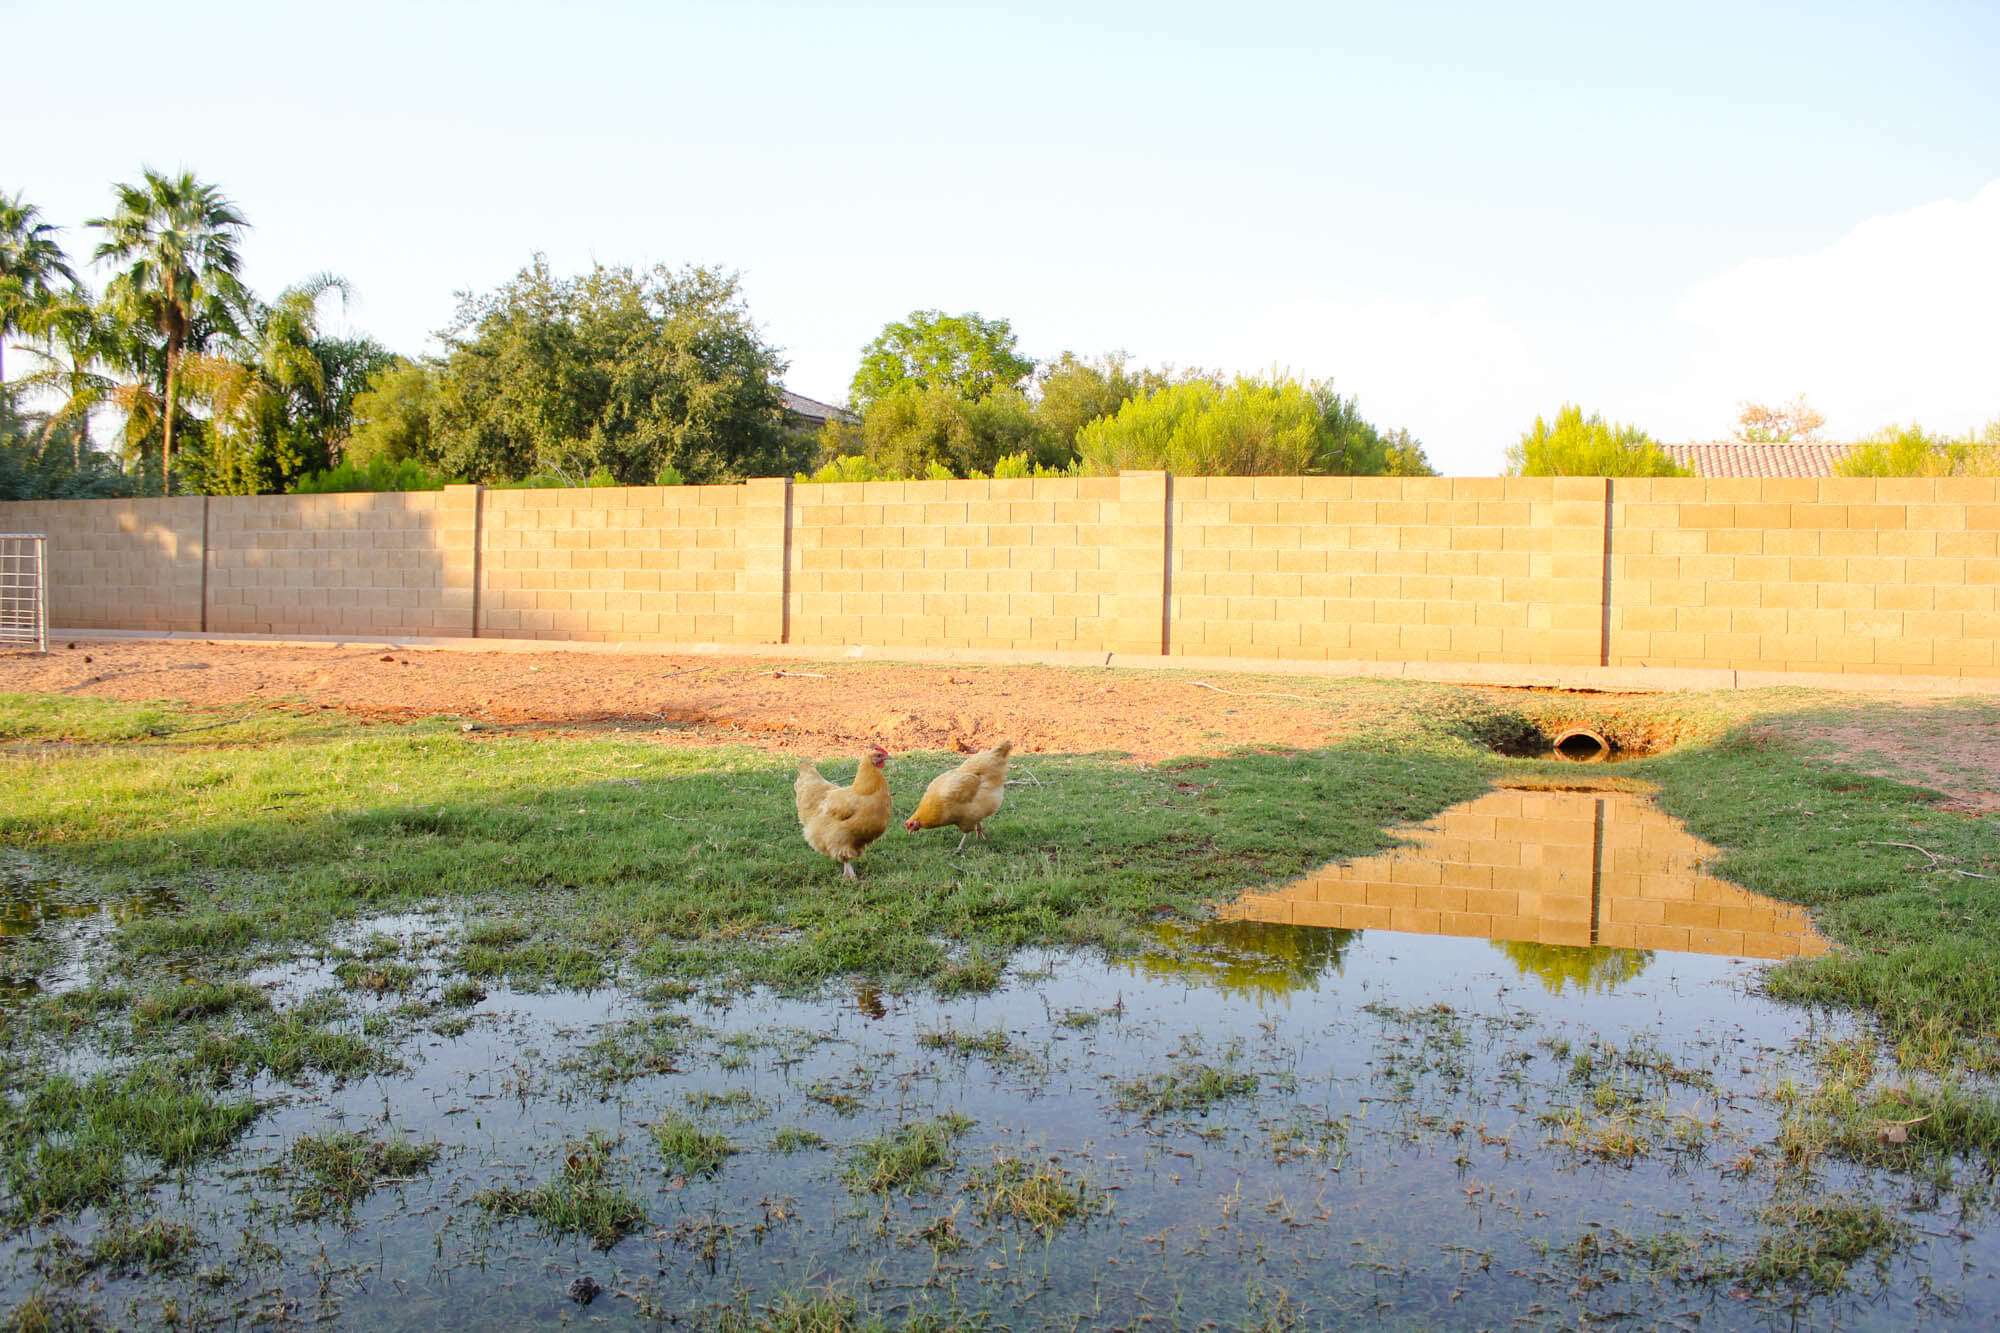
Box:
[288, 1130, 441, 1219]
[0, 695, 1494, 996]
[1645, 722, 2000, 1058]
[1113, 1057, 1260, 1118]
[1742, 1194, 1903, 1292]
[964, 1153, 1104, 1235]
[35, 1217, 200, 1282]
[474, 1131, 646, 1250]
[844, 1114, 974, 1195]
[652, 1111, 737, 1176]
[0, 1066, 258, 1222]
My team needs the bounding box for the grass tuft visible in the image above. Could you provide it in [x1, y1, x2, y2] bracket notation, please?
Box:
[475, 1131, 645, 1250]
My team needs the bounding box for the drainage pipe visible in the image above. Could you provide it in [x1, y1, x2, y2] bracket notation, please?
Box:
[1552, 727, 1610, 762]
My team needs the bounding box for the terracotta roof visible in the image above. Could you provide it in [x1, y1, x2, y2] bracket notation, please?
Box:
[1662, 442, 1855, 478]
[780, 390, 858, 425]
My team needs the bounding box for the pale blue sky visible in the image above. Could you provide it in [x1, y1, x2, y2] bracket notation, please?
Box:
[9, 0, 1998, 473]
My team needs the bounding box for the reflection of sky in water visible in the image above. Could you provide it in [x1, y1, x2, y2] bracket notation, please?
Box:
[10, 920, 1985, 1333]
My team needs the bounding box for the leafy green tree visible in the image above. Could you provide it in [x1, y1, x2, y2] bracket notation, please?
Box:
[342, 359, 436, 466]
[1506, 405, 1689, 477]
[1031, 352, 1169, 460]
[1380, 427, 1436, 477]
[2, 190, 79, 391]
[1072, 374, 1426, 477]
[429, 258, 800, 485]
[89, 169, 250, 493]
[849, 310, 1034, 412]
[844, 383, 1052, 478]
[1075, 377, 1320, 476]
[175, 276, 392, 494]
[1835, 423, 1991, 477]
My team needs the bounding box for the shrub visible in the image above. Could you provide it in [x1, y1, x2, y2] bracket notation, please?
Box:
[291, 458, 450, 494]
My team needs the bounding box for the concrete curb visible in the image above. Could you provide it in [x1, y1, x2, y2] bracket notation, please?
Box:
[45, 629, 2000, 696]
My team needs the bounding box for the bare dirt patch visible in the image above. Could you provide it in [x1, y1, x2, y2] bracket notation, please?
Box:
[0, 638, 1374, 763]
[1775, 702, 2000, 814]
[6, 641, 1995, 810]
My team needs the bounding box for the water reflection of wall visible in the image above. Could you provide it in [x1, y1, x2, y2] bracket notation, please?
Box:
[1224, 785, 1829, 961]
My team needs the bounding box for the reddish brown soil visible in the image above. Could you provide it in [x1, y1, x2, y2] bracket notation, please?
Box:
[6, 641, 1995, 811]
[0, 638, 1364, 762]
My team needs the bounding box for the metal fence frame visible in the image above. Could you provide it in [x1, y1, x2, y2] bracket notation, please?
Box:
[0, 534, 48, 654]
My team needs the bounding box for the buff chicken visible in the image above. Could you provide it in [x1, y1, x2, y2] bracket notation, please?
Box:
[904, 739, 1012, 850]
[795, 746, 893, 879]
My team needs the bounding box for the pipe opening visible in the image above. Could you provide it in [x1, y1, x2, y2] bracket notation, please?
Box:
[1553, 728, 1610, 763]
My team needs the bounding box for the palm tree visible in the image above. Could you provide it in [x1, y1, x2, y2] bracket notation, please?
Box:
[183, 274, 369, 493]
[0, 189, 78, 388]
[13, 294, 118, 465]
[89, 169, 248, 494]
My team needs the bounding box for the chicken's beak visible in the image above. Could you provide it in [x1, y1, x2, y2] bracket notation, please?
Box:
[903, 816, 919, 833]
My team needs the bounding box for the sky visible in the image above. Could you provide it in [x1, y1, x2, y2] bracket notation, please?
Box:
[6, 0, 1998, 475]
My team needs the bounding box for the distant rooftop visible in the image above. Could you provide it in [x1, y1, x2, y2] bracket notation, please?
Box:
[1662, 441, 1855, 478]
[781, 390, 858, 426]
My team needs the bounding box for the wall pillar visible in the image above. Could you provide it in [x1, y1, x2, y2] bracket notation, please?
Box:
[741, 477, 792, 643]
[440, 484, 482, 637]
[1108, 470, 1171, 656]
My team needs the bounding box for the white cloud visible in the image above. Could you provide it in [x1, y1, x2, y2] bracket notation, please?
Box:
[1668, 181, 2000, 440]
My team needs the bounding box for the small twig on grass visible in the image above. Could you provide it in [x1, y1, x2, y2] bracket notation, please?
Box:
[658, 666, 708, 679]
[1862, 840, 1943, 868]
[757, 670, 827, 679]
[1005, 768, 1045, 786]
[1860, 840, 1993, 879]
[1190, 681, 1323, 705]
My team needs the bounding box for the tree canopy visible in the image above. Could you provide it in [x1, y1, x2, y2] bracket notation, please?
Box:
[1835, 423, 1999, 477]
[1506, 405, 1689, 477]
[0, 190, 78, 389]
[89, 169, 250, 494]
[1071, 375, 1434, 478]
[427, 258, 803, 486]
[1733, 394, 1825, 443]
[848, 310, 1034, 412]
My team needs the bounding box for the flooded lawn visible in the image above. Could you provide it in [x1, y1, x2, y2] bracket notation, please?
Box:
[4, 788, 1994, 1330]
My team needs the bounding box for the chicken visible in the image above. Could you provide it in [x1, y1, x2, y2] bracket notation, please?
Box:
[904, 739, 1013, 850]
[795, 746, 893, 879]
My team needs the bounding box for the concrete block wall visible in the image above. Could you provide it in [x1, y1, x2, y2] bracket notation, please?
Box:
[1170, 476, 1609, 664]
[1609, 477, 2000, 676]
[2, 474, 1994, 679]
[0, 497, 205, 631]
[480, 481, 775, 642]
[789, 475, 1132, 651]
[206, 488, 473, 636]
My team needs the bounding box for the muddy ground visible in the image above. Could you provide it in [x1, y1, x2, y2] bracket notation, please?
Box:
[3, 637, 1997, 809]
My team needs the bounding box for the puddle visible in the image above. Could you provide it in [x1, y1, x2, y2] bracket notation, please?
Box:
[0, 854, 175, 1002]
[8, 926, 1994, 1330]
[6, 815, 1993, 1331]
[1225, 781, 1830, 960]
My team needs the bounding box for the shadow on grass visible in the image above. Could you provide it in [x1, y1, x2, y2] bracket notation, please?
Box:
[0, 710, 1495, 994]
